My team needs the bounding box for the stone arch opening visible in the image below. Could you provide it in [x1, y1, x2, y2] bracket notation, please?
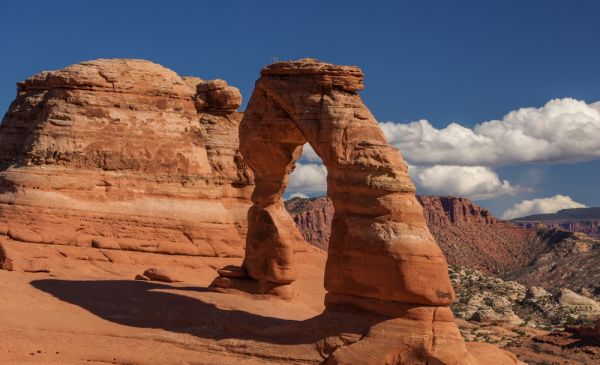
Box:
[284, 143, 327, 201]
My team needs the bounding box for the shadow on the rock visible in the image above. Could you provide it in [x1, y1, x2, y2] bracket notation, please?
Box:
[30, 279, 377, 345]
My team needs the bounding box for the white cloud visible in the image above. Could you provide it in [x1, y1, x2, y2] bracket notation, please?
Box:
[381, 98, 600, 166]
[410, 165, 523, 200]
[288, 192, 309, 199]
[299, 143, 321, 163]
[287, 163, 327, 196]
[501, 194, 587, 220]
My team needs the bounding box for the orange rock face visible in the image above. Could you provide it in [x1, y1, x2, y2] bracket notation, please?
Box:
[214, 59, 520, 364]
[0, 59, 253, 270]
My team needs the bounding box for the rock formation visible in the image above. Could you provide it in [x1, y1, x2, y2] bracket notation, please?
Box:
[0, 59, 253, 272]
[418, 196, 498, 225]
[214, 59, 520, 364]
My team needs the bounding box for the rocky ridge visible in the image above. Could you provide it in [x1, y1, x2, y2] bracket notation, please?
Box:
[512, 207, 600, 238]
[505, 228, 600, 299]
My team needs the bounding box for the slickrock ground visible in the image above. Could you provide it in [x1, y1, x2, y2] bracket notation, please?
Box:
[0, 247, 340, 365]
[0, 59, 253, 273]
[3, 249, 598, 364]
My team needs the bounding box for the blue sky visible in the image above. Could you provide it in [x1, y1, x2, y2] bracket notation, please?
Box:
[1, 0, 600, 218]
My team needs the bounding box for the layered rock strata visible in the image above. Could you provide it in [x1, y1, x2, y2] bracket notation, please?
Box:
[0, 59, 253, 272]
[285, 196, 333, 250]
[213, 59, 519, 364]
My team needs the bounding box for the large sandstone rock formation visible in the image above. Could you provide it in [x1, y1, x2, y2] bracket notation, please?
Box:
[214, 59, 520, 364]
[0, 59, 253, 272]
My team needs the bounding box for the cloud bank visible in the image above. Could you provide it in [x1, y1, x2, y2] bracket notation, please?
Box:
[380, 98, 600, 166]
[409, 165, 524, 200]
[501, 194, 587, 220]
[287, 163, 327, 195]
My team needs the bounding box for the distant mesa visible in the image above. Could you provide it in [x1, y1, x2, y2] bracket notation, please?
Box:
[511, 207, 600, 238]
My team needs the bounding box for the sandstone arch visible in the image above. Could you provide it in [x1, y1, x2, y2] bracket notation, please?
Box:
[237, 59, 455, 307]
[213, 59, 521, 364]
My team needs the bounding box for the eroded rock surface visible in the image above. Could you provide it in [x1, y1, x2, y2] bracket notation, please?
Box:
[0, 59, 253, 272]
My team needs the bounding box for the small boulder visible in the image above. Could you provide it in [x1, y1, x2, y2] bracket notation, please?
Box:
[557, 289, 600, 309]
[143, 268, 181, 283]
[134, 274, 149, 281]
[217, 265, 246, 278]
[210, 276, 233, 289]
[526, 286, 550, 300]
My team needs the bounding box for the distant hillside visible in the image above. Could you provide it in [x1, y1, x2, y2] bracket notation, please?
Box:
[511, 207, 600, 238]
[512, 207, 600, 222]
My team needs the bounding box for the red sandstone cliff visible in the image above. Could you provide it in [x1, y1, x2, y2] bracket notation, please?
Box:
[285, 197, 333, 251]
[418, 195, 498, 225]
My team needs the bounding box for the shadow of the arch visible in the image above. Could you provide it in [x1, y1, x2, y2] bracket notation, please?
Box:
[30, 279, 378, 345]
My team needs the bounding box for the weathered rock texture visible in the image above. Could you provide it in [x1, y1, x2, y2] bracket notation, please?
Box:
[215, 59, 519, 364]
[285, 196, 333, 250]
[0, 59, 253, 272]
